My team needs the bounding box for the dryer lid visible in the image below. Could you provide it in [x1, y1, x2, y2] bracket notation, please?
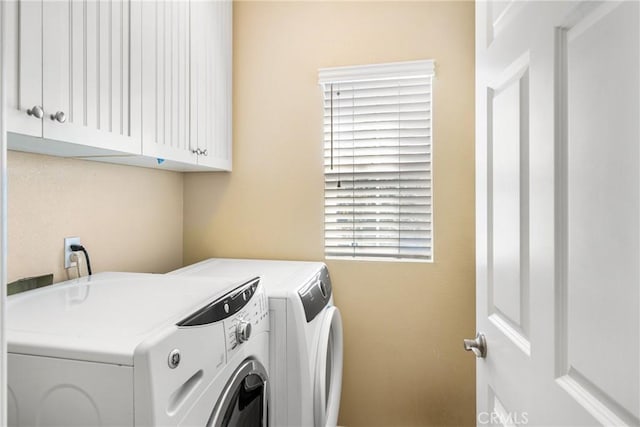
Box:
[169, 258, 327, 298]
[7, 274, 249, 365]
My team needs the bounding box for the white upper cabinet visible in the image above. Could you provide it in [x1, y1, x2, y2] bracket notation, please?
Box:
[6, 0, 232, 172]
[139, 0, 232, 171]
[7, 0, 142, 157]
[190, 0, 232, 170]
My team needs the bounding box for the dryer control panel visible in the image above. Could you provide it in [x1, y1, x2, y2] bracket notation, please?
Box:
[298, 265, 332, 322]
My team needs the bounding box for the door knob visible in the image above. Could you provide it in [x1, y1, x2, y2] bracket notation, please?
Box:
[26, 106, 44, 119]
[463, 332, 487, 358]
[50, 111, 66, 123]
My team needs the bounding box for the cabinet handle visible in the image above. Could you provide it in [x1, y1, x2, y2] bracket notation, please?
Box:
[190, 148, 208, 156]
[26, 106, 44, 119]
[50, 111, 66, 123]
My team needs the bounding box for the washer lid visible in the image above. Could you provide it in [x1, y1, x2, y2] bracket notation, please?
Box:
[7, 274, 247, 365]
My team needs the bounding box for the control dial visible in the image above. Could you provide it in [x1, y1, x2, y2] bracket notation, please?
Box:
[236, 320, 252, 344]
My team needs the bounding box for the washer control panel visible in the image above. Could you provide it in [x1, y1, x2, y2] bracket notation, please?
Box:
[177, 277, 262, 327]
[224, 283, 268, 357]
[177, 276, 268, 359]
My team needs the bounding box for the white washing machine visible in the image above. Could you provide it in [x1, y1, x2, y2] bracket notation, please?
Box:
[170, 259, 344, 427]
[7, 272, 270, 426]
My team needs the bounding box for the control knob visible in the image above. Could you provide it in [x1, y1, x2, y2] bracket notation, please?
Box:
[236, 320, 252, 344]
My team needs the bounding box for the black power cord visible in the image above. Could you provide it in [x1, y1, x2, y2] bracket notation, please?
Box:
[70, 244, 92, 276]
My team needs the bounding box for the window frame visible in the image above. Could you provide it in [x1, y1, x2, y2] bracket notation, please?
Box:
[318, 60, 436, 263]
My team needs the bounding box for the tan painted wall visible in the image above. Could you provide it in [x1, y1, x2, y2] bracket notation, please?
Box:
[184, 1, 476, 425]
[8, 151, 184, 283]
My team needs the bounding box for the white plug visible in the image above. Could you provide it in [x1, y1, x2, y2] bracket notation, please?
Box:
[69, 252, 82, 278]
[64, 236, 81, 268]
[70, 252, 80, 265]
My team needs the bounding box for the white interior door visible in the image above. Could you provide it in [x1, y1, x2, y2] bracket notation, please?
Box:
[475, 1, 639, 425]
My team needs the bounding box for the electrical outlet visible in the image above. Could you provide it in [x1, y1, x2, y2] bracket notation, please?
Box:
[64, 237, 81, 268]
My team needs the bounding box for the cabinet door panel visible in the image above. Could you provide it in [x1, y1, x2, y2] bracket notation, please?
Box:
[85, 0, 99, 132]
[190, 0, 232, 170]
[42, 0, 140, 155]
[6, 0, 42, 137]
[140, 0, 194, 164]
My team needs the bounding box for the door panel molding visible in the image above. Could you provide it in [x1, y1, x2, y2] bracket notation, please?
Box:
[554, 2, 639, 423]
[487, 52, 531, 350]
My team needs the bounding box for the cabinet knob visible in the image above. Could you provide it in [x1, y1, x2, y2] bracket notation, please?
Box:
[201, 149, 208, 156]
[50, 111, 66, 123]
[26, 106, 44, 119]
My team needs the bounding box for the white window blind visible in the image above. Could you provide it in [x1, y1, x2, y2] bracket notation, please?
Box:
[318, 60, 434, 261]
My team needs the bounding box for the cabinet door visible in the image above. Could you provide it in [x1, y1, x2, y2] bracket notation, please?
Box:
[6, 0, 43, 137]
[140, 0, 195, 164]
[42, 0, 141, 156]
[190, 0, 232, 171]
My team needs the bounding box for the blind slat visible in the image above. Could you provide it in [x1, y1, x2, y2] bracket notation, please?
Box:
[326, 158, 431, 167]
[324, 104, 431, 117]
[323, 122, 431, 132]
[323, 129, 431, 139]
[325, 214, 432, 222]
[325, 171, 431, 180]
[324, 110, 430, 122]
[326, 190, 431, 198]
[325, 165, 431, 174]
[325, 207, 431, 216]
[324, 88, 431, 100]
[327, 233, 432, 240]
[326, 226, 432, 233]
[324, 149, 431, 158]
[324, 140, 431, 149]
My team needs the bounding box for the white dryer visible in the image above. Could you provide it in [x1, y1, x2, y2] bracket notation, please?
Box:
[7, 272, 271, 426]
[170, 259, 344, 427]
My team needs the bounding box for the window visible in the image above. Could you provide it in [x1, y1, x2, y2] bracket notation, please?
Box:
[319, 60, 434, 261]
